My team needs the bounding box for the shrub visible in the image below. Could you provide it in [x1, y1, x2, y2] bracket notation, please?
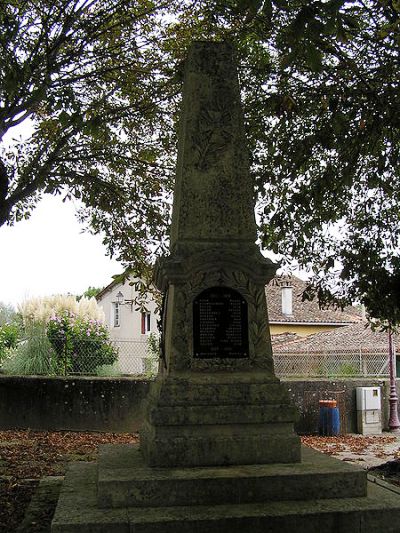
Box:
[337, 363, 358, 377]
[47, 312, 118, 375]
[96, 362, 121, 377]
[2, 323, 58, 375]
[0, 323, 20, 364]
[145, 333, 160, 377]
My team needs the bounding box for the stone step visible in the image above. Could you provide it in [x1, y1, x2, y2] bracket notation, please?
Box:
[145, 403, 298, 426]
[147, 376, 291, 406]
[139, 425, 300, 467]
[97, 444, 366, 509]
[17, 476, 63, 533]
[51, 461, 400, 533]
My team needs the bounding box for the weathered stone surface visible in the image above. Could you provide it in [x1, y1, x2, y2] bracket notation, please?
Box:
[143, 372, 288, 405]
[51, 463, 129, 533]
[169, 42, 256, 251]
[17, 476, 63, 533]
[155, 261, 277, 373]
[140, 429, 300, 468]
[97, 445, 366, 509]
[154, 41, 277, 375]
[0, 375, 149, 433]
[125, 488, 400, 533]
[145, 403, 298, 426]
[141, 42, 300, 468]
[140, 372, 301, 467]
[52, 456, 400, 533]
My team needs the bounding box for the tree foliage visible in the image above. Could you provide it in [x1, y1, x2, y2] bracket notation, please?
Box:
[0, 0, 175, 275]
[1, 1, 400, 322]
[239, 0, 400, 324]
[77, 286, 103, 300]
[187, 0, 400, 323]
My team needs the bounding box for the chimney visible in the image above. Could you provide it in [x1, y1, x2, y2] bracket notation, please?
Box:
[281, 281, 293, 316]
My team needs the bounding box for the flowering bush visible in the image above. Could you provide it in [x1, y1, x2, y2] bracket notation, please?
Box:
[47, 312, 118, 374]
[19, 295, 104, 326]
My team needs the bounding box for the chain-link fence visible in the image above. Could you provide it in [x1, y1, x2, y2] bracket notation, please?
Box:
[1, 335, 393, 379]
[0, 336, 159, 377]
[111, 338, 157, 375]
[273, 347, 390, 378]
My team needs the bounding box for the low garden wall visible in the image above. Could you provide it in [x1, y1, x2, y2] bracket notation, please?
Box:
[0, 375, 396, 434]
[0, 375, 150, 432]
[284, 378, 391, 434]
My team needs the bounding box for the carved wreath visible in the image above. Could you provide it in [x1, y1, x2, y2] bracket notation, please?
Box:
[172, 269, 268, 364]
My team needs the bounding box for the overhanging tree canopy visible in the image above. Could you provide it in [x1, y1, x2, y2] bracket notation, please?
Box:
[1, 0, 399, 322]
[0, 0, 177, 276]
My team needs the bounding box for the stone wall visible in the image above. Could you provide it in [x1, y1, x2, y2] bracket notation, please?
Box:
[0, 375, 396, 434]
[0, 375, 150, 432]
[283, 378, 391, 434]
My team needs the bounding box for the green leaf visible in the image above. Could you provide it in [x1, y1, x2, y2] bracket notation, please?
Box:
[305, 44, 323, 71]
[262, 0, 273, 19]
[58, 111, 70, 127]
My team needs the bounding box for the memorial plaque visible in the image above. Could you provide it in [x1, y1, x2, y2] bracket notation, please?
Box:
[193, 287, 249, 358]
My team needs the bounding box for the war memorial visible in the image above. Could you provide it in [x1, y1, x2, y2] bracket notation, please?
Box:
[51, 42, 400, 532]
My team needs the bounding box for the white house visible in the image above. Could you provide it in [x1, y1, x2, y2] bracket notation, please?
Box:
[96, 276, 159, 374]
[96, 273, 361, 375]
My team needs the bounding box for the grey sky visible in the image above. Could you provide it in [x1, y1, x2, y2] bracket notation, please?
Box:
[0, 195, 120, 308]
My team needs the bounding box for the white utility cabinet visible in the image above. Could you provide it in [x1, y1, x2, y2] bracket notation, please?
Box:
[356, 386, 382, 435]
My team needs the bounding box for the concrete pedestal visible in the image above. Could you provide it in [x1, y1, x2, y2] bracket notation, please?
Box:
[140, 372, 300, 467]
[51, 445, 400, 533]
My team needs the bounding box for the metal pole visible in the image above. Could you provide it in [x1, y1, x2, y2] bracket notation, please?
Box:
[388, 328, 400, 432]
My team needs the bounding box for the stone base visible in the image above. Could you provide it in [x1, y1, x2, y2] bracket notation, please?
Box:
[51, 446, 400, 533]
[140, 372, 301, 467]
[97, 444, 366, 509]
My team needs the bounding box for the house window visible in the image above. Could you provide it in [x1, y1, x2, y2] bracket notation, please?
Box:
[113, 303, 120, 327]
[141, 312, 151, 334]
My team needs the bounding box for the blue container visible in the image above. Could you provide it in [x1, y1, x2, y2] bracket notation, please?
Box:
[319, 402, 340, 436]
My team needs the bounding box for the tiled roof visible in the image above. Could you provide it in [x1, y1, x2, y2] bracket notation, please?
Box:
[266, 275, 362, 325]
[97, 273, 362, 326]
[271, 332, 302, 347]
[272, 322, 395, 352]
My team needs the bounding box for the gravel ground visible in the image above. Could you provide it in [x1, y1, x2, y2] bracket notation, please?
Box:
[302, 433, 400, 469]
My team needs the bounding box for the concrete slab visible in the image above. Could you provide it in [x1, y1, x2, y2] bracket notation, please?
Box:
[51, 463, 129, 533]
[17, 476, 63, 533]
[97, 444, 367, 508]
[51, 459, 400, 533]
[126, 484, 400, 533]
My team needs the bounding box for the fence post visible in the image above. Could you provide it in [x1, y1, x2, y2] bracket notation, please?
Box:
[324, 348, 328, 377]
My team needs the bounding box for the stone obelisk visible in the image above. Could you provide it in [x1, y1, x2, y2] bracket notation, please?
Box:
[51, 41, 400, 533]
[140, 41, 300, 467]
